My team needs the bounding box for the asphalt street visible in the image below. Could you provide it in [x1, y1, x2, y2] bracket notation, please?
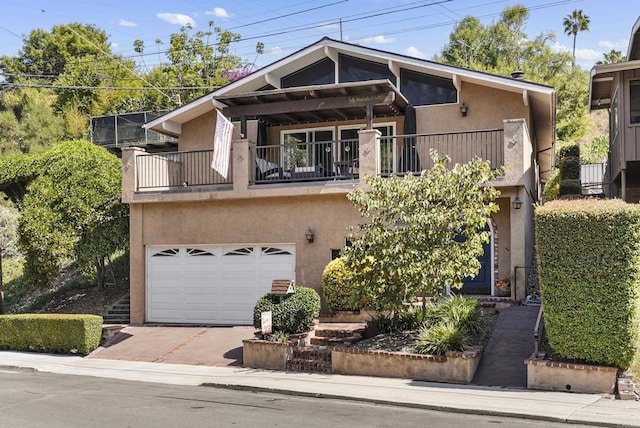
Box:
[0, 370, 594, 428]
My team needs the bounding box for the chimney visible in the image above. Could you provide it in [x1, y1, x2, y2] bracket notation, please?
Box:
[511, 70, 525, 80]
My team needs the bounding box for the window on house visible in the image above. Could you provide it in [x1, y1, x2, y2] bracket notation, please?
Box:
[330, 249, 341, 260]
[339, 124, 394, 171]
[630, 80, 640, 124]
[281, 58, 335, 88]
[400, 68, 457, 106]
[281, 128, 334, 170]
[339, 54, 396, 84]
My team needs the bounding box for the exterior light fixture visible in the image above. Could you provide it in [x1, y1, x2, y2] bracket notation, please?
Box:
[305, 227, 315, 244]
[512, 196, 523, 210]
[459, 101, 468, 117]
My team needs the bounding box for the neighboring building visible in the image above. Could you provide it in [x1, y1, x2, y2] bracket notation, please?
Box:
[589, 17, 640, 202]
[91, 111, 178, 154]
[122, 37, 556, 325]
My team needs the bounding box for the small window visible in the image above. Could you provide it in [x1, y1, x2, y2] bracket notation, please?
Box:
[330, 249, 341, 260]
[400, 68, 457, 106]
[630, 80, 640, 124]
[262, 247, 292, 255]
[339, 54, 396, 84]
[187, 248, 215, 256]
[224, 247, 253, 256]
[282, 58, 335, 88]
[152, 248, 179, 257]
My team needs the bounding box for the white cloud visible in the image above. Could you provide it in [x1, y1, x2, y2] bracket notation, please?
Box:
[598, 39, 628, 51]
[551, 41, 570, 53]
[111, 43, 119, 49]
[362, 35, 395, 44]
[575, 47, 603, 61]
[206, 7, 230, 18]
[269, 46, 284, 54]
[118, 19, 137, 28]
[405, 46, 426, 59]
[157, 13, 195, 27]
[318, 22, 339, 30]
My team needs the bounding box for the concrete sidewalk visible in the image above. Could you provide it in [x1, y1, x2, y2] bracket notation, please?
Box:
[0, 351, 638, 427]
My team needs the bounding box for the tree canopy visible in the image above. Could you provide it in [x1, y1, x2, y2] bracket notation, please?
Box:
[343, 152, 501, 313]
[10, 141, 128, 288]
[563, 9, 590, 68]
[435, 4, 590, 143]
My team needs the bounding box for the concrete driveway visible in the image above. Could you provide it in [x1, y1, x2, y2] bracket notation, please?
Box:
[88, 326, 256, 366]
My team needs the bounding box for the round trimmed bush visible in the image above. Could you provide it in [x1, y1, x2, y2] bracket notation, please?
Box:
[253, 286, 321, 334]
[322, 257, 361, 311]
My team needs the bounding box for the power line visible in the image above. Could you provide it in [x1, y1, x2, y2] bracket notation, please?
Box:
[3, 82, 223, 91]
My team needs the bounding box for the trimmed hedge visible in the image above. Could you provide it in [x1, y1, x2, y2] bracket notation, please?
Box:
[322, 257, 362, 311]
[0, 314, 103, 355]
[536, 199, 640, 369]
[253, 287, 321, 334]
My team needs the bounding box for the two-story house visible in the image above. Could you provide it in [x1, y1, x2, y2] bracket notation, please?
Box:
[122, 37, 555, 325]
[589, 17, 640, 202]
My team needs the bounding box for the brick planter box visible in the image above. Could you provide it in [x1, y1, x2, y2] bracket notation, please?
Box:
[525, 357, 618, 394]
[243, 331, 312, 370]
[331, 346, 482, 384]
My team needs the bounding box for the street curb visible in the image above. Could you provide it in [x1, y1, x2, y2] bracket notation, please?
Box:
[200, 382, 623, 428]
[0, 364, 39, 373]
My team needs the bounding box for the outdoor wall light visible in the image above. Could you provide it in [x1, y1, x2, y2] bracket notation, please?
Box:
[459, 101, 468, 117]
[305, 227, 315, 244]
[512, 196, 523, 210]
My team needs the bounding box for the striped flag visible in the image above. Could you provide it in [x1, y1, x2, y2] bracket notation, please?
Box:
[211, 110, 234, 178]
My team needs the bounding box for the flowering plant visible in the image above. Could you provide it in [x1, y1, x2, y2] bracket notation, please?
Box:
[496, 279, 510, 287]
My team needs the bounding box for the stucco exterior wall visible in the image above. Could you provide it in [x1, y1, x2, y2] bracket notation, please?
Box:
[415, 82, 531, 134]
[129, 193, 361, 323]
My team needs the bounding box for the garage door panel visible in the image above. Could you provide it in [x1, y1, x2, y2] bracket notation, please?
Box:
[147, 245, 294, 325]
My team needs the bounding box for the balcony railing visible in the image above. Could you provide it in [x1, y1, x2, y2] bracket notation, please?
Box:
[380, 129, 505, 175]
[136, 150, 231, 191]
[251, 139, 359, 184]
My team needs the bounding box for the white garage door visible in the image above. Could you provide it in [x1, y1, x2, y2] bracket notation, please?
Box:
[146, 245, 295, 324]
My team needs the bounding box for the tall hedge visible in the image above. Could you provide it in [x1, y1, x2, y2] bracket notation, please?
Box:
[557, 142, 581, 198]
[535, 199, 640, 369]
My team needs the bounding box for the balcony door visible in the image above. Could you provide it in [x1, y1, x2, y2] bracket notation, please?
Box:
[281, 128, 334, 172]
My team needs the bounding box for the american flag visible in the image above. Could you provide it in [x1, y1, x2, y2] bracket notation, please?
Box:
[211, 110, 234, 178]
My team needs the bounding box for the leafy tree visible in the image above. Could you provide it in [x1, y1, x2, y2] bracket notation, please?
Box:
[343, 152, 501, 313]
[17, 141, 128, 288]
[0, 88, 65, 154]
[563, 9, 590, 68]
[1, 23, 110, 79]
[436, 5, 586, 142]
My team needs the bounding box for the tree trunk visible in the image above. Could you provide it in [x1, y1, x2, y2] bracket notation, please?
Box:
[107, 255, 117, 288]
[95, 257, 106, 289]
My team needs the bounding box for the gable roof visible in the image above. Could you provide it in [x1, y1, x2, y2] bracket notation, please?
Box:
[145, 37, 555, 141]
[628, 17, 640, 61]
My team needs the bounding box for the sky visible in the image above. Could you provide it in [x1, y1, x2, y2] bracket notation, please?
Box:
[0, 0, 636, 75]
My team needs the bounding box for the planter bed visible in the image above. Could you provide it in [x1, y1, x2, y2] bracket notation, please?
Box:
[242, 331, 312, 370]
[332, 346, 482, 384]
[525, 356, 618, 394]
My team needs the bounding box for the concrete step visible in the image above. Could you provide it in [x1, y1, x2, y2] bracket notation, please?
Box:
[310, 335, 361, 346]
[315, 328, 364, 338]
[286, 358, 332, 373]
[292, 345, 331, 362]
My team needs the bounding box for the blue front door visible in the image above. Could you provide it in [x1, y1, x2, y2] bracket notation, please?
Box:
[460, 227, 491, 295]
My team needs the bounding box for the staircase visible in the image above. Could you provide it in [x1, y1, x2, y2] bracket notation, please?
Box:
[286, 323, 365, 373]
[102, 295, 131, 325]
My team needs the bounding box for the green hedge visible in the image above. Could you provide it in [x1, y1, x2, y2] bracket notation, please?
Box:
[0, 314, 103, 355]
[559, 156, 580, 180]
[558, 143, 580, 159]
[535, 199, 640, 369]
[558, 179, 582, 196]
[253, 287, 321, 334]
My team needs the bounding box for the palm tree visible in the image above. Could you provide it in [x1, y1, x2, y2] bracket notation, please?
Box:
[596, 49, 627, 65]
[563, 9, 590, 67]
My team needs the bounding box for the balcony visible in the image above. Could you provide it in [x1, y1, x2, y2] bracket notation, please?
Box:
[122, 118, 529, 204]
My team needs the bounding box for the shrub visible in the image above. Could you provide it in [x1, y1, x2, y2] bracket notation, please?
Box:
[322, 257, 361, 311]
[0, 314, 103, 355]
[424, 295, 482, 337]
[558, 143, 580, 159]
[559, 156, 580, 180]
[558, 179, 582, 197]
[364, 307, 422, 336]
[415, 322, 467, 355]
[536, 199, 640, 369]
[253, 287, 321, 334]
